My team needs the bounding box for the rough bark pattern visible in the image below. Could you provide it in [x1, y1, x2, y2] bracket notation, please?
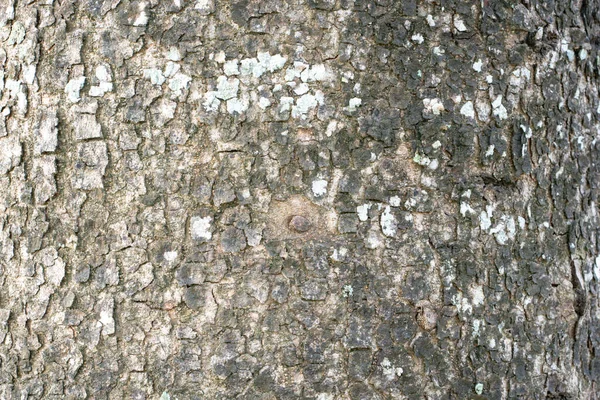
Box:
[0, 0, 600, 399]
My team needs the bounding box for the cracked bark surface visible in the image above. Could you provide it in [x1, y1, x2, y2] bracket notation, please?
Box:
[1, 0, 600, 399]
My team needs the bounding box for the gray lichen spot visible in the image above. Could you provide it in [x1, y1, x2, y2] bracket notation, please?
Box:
[221, 226, 247, 253]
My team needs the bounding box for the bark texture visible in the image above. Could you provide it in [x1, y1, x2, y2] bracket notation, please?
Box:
[1, 0, 600, 399]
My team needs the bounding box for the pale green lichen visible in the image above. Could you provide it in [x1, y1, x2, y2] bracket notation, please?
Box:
[342, 285, 353, 298]
[413, 152, 431, 166]
[475, 383, 484, 395]
[160, 391, 171, 400]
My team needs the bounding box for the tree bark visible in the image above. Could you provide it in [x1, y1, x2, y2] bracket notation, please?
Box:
[0, 0, 599, 398]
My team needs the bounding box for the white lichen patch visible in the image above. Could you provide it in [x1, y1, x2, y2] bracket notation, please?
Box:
[332, 247, 348, 261]
[381, 358, 403, 380]
[258, 97, 271, 109]
[492, 95, 508, 120]
[166, 47, 181, 61]
[488, 215, 516, 245]
[344, 97, 362, 113]
[223, 59, 240, 76]
[90, 65, 113, 97]
[389, 196, 401, 207]
[169, 72, 192, 96]
[23, 64, 36, 85]
[356, 204, 372, 222]
[426, 14, 436, 27]
[460, 101, 475, 118]
[471, 285, 485, 306]
[203, 91, 220, 112]
[475, 383, 484, 395]
[293, 82, 310, 95]
[160, 391, 171, 400]
[423, 98, 444, 115]
[278, 96, 294, 114]
[4, 79, 28, 114]
[451, 293, 473, 315]
[479, 210, 492, 230]
[342, 285, 353, 297]
[300, 64, 334, 83]
[133, 2, 149, 26]
[594, 256, 600, 281]
[411, 33, 424, 44]
[510, 66, 531, 87]
[291, 91, 324, 118]
[316, 395, 334, 400]
[460, 202, 475, 217]
[357, 203, 371, 221]
[95, 65, 111, 82]
[404, 196, 417, 210]
[65, 76, 86, 103]
[413, 153, 431, 167]
[285, 62, 308, 81]
[472, 319, 482, 338]
[433, 46, 445, 56]
[312, 179, 328, 197]
[227, 96, 249, 114]
[164, 61, 180, 78]
[195, 0, 215, 13]
[144, 68, 166, 86]
[260, 52, 287, 72]
[7, 21, 25, 45]
[215, 76, 239, 100]
[190, 216, 212, 242]
[380, 206, 397, 237]
[198, 53, 341, 118]
[454, 15, 467, 31]
[98, 296, 115, 336]
[163, 251, 178, 262]
[240, 52, 287, 78]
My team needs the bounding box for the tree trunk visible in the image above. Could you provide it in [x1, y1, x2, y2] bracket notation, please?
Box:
[0, 0, 599, 398]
